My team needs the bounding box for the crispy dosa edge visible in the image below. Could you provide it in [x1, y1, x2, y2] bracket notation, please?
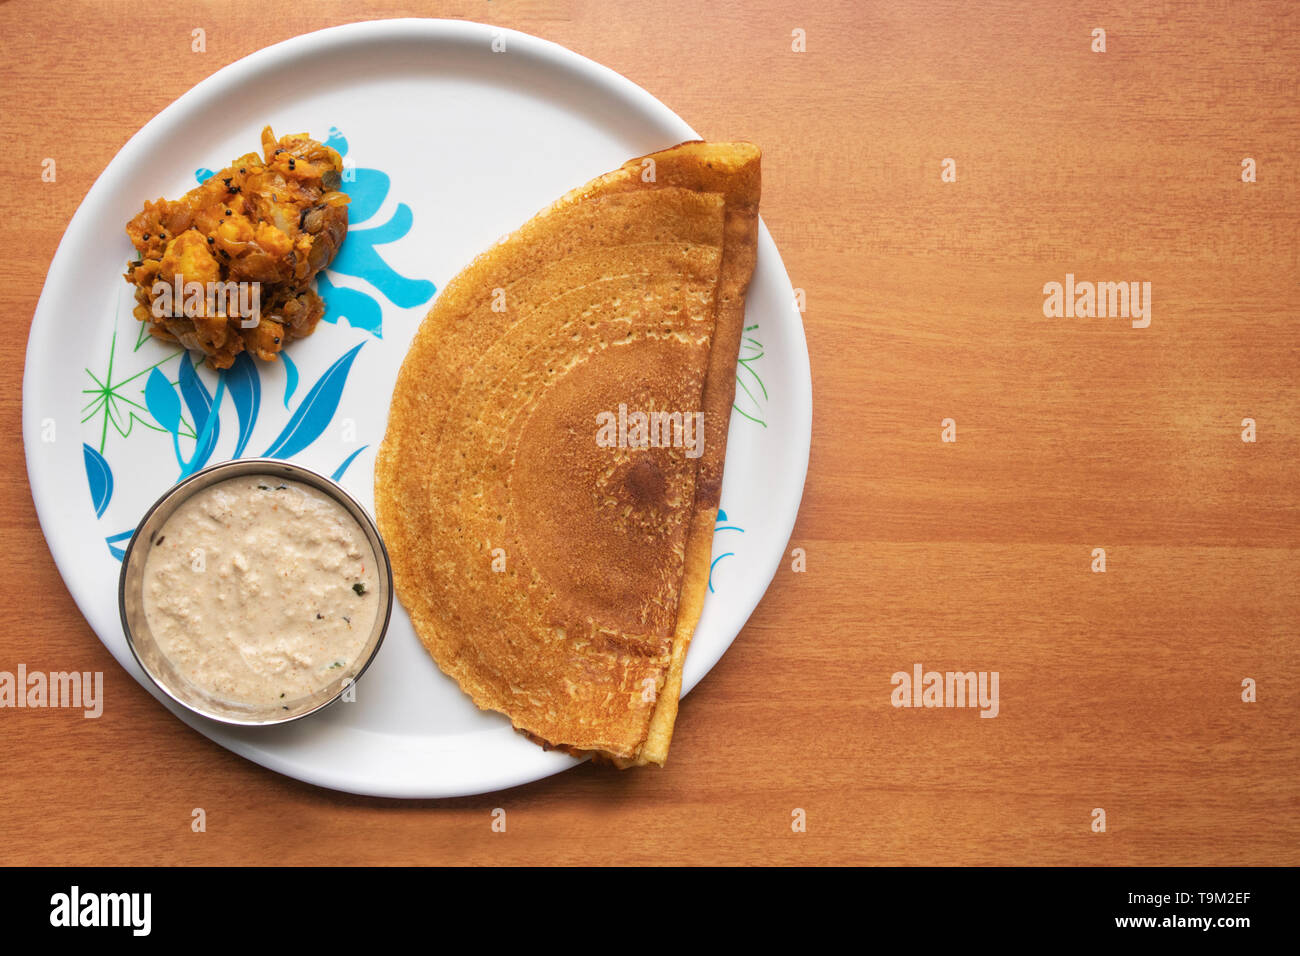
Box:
[607, 141, 762, 767]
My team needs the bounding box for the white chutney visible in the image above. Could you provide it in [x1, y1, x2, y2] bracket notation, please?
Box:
[141, 475, 380, 708]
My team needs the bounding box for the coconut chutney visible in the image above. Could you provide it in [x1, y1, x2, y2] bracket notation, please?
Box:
[141, 475, 379, 708]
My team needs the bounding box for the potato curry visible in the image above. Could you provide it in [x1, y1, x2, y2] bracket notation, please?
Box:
[124, 127, 349, 369]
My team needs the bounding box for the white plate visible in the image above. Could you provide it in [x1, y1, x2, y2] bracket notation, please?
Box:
[22, 18, 811, 797]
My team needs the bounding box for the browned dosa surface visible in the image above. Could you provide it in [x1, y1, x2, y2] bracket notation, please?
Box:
[375, 142, 759, 765]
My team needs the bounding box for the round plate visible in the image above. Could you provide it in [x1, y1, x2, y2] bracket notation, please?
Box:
[22, 18, 811, 797]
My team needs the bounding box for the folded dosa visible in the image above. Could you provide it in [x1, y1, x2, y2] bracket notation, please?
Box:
[376, 141, 760, 765]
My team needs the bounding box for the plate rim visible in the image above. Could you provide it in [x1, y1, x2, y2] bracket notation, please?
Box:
[22, 17, 813, 798]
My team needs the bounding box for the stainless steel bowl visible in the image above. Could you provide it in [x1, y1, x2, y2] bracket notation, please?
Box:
[118, 457, 393, 726]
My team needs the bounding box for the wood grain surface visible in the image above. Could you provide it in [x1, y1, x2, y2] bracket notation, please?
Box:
[1, 0, 1296, 866]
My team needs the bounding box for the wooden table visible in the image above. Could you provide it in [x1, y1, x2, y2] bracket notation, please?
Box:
[1, 0, 1295, 866]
